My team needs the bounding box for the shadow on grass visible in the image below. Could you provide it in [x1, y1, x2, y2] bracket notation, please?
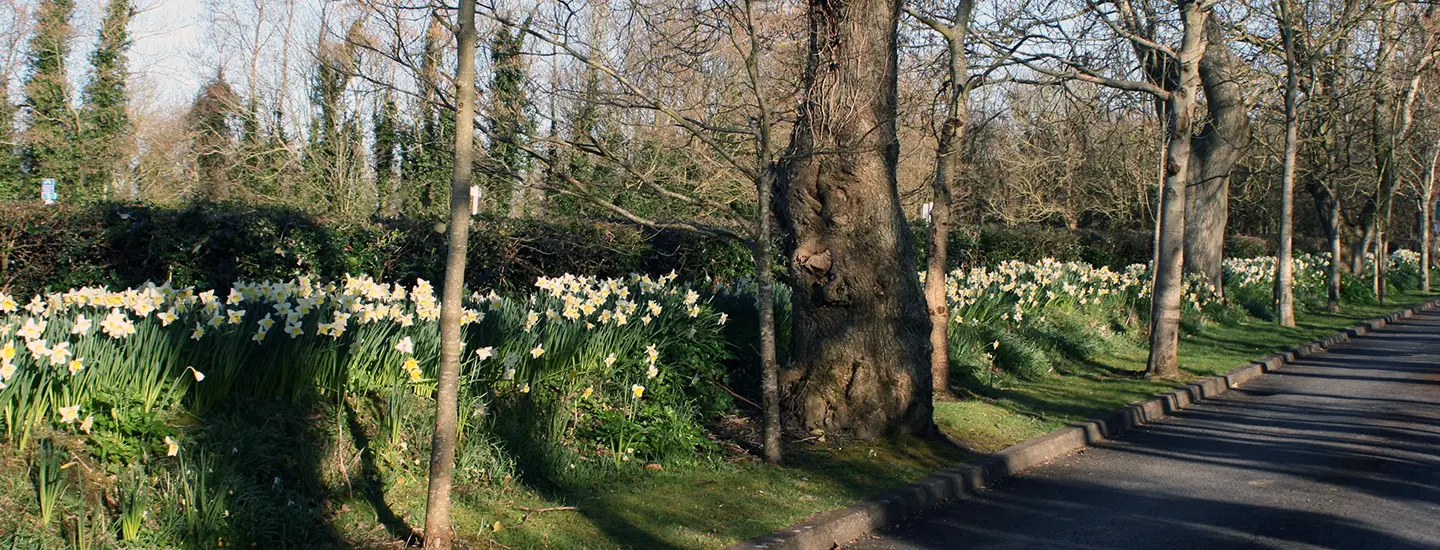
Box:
[342, 401, 420, 545]
[496, 435, 972, 549]
[188, 398, 352, 549]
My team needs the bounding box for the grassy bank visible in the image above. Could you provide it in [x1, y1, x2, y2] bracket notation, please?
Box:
[1, 264, 1428, 549]
[936, 291, 1433, 452]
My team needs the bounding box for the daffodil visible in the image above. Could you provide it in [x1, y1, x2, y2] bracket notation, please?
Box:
[67, 358, 84, 376]
[80, 415, 93, 434]
[100, 310, 137, 338]
[631, 384, 645, 399]
[582, 386, 593, 398]
[604, 353, 617, 368]
[402, 357, 424, 382]
[396, 336, 414, 355]
[17, 318, 46, 340]
[58, 404, 80, 424]
[165, 436, 180, 457]
[646, 364, 659, 379]
[71, 315, 92, 335]
[530, 344, 545, 359]
[188, 367, 205, 382]
[47, 341, 71, 366]
[475, 347, 494, 361]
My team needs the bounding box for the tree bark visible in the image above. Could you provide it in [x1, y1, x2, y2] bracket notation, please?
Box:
[422, 1, 476, 547]
[776, 0, 933, 438]
[1275, 0, 1299, 327]
[1327, 198, 1343, 311]
[1183, 18, 1249, 296]
[1147, 0, 1210, 379]
[1421, 144, 1439, 293]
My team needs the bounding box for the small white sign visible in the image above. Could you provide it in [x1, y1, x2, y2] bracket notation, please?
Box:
[921, 202, 934, 223]
[41, 178, 57, 204]
[470, 185, 482, 215]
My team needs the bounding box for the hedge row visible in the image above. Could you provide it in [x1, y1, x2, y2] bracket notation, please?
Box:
[0, 202, 753, 296]
[914, 224, 1270, 271]
[1, 202, 1275, 298]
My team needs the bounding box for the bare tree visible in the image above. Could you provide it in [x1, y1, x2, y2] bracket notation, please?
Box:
[483, 0, 792, 461]
[905, 0, 974, 398]
[1014, 0, 1218, 377]
[1274, 0, 1300, 326]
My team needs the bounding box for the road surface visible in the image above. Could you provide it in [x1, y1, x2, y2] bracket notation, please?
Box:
[849, 309, 1440, 549]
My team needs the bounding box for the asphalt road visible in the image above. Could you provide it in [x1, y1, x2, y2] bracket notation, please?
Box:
[848, 309, 1440, 550]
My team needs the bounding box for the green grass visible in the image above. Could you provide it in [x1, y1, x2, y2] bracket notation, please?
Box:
[311, 437, 970, 549]
[935, 291, 1433, 452]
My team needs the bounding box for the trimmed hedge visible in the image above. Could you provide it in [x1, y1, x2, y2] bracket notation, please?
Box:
[1, 201, 1278, 297]
[0, 201, 752, 296]
[913, 224, 1271, 271]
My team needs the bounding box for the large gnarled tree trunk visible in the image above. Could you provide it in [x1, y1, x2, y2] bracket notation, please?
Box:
[776, 0, 933, 438]
[1183, 18, 1249, 295]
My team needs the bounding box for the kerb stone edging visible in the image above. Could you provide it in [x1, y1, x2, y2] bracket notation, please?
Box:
[726, 298, 1440, 550]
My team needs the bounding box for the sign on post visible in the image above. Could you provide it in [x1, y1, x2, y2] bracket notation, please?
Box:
[470, 185, 482, 215]
[40, 179, 57, 205]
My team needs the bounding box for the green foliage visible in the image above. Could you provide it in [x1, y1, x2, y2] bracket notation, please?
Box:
[79, 0, 133, 197]
[30, 438, 66, 526]
[187, 73, 239, 201]
[486, 22, 536, 214]
[0, 92, 23, 200]
[373, 96, 402, 216]
[306, 23, 366, 218]
[914, 225, 1156, 271]
[0, 202, 753, 298]
[21, 0, 78, 200]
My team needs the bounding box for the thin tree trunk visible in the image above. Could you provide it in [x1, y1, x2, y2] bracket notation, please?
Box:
[1422, 144, 1439, 292]
[909, 0, 973, 399]
[1275, 0, 1299, 327]
[1327, 200, 1343, 311]
[422, 1, 477, 547]
[1147, 0, 1210, 379]
[752, 229, 781, 463]
[1379, 205, 1392, 304]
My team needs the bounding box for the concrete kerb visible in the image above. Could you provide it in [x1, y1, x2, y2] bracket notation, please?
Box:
[726, 297, 1440, 550]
